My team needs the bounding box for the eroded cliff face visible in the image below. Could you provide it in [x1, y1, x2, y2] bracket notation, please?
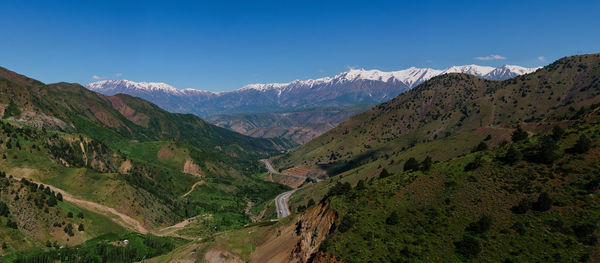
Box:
[252, 200, 338, 263]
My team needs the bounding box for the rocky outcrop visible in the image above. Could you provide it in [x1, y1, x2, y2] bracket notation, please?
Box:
[252, 200, 337, 263]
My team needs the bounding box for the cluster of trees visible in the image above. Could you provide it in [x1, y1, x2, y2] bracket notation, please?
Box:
[19, 178, 63, 207]
[15, 234, 178, 263]
[296, 199, 315, 213]
[503, 125, 592, 166]
[325, 182, 352, 199]
[402, 156, 433, 172]
[511, 192, 554, 214]
[455, 215, 493, 258]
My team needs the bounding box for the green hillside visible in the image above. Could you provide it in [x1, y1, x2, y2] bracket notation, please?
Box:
[319, 118, 600, 262]
[0, 68, 292, 258]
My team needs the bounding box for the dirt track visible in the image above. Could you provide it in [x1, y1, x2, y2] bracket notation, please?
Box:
[181, 180, 204, 197]
[11, 176, 149, 233]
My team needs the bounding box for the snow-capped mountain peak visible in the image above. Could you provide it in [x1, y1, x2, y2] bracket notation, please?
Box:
[441, 64, 496, 76]
[87, 79, 180, 94]
[483, 65, 541, 81]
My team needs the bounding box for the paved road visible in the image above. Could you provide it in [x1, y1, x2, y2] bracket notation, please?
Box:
[261, 159, 324, 218]
[260, 159, 305, 179]
[261, 159, 302, 218]
[275, 189, 297, 218]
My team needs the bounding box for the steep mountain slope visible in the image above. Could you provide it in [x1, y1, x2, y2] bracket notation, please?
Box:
[272, 54, 600, 172]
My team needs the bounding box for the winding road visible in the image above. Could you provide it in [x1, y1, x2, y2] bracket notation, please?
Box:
[261, 159, 302, 219]
[275, 189, 298, 218]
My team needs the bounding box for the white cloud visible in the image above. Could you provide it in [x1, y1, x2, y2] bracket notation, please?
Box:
[92, 75, 103, 80]
[474, 54, 506, 61]
[115, 73, 122, 77]
[537, 56, 545, 62]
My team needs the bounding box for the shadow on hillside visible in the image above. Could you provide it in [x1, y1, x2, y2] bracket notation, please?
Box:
[319, 148, 389, 176]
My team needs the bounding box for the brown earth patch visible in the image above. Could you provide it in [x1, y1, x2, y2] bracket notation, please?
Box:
[12, 111, 71, 131]
[119, 160, 133, 174]
[106, 96, 150, 127]
[276, 174, 306, 189]
[265, 173, 274, 182]
[59, 158, 70, 167]
[282, 166, 312, 178]
[158, 144, 175, 160]
[183, 158, 204, 177]
[204, 246, 244, 263]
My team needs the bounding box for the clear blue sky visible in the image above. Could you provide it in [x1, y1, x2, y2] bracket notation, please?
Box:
[1, 0, 599, 91]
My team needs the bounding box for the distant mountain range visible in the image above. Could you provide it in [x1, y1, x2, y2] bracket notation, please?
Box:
[86, 64, 540, 117]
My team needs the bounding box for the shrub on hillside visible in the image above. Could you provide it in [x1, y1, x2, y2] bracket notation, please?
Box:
[338, 215, 355, 233]
[464, 156, 482, 171]
[510, 198, 531, 214]
[573, 222, 598, 245]
[466, 215, 493, 234]
[404, 158, 420, 172]
[0, 201, 9, 217]
[379, 168, 391, 178]
[355, 180, 366, 190]
[526, 136, 559, 164]
[46, 196, 57, 207]
[386, 211, 399, 225]
[6, 220, 18, 229]
[572, 134, 591, 154]
[455, 234, 481, 258]
[472, 142, 488, 152]
[421, 156, 432, 172]
[502, 145, 522, 164]
[325, 182, 352, 200]
[511, 125, 529, 142]
[64, 223, 74, 236]
[551, 125, 565, 140]
[532, 192, 553, 211]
